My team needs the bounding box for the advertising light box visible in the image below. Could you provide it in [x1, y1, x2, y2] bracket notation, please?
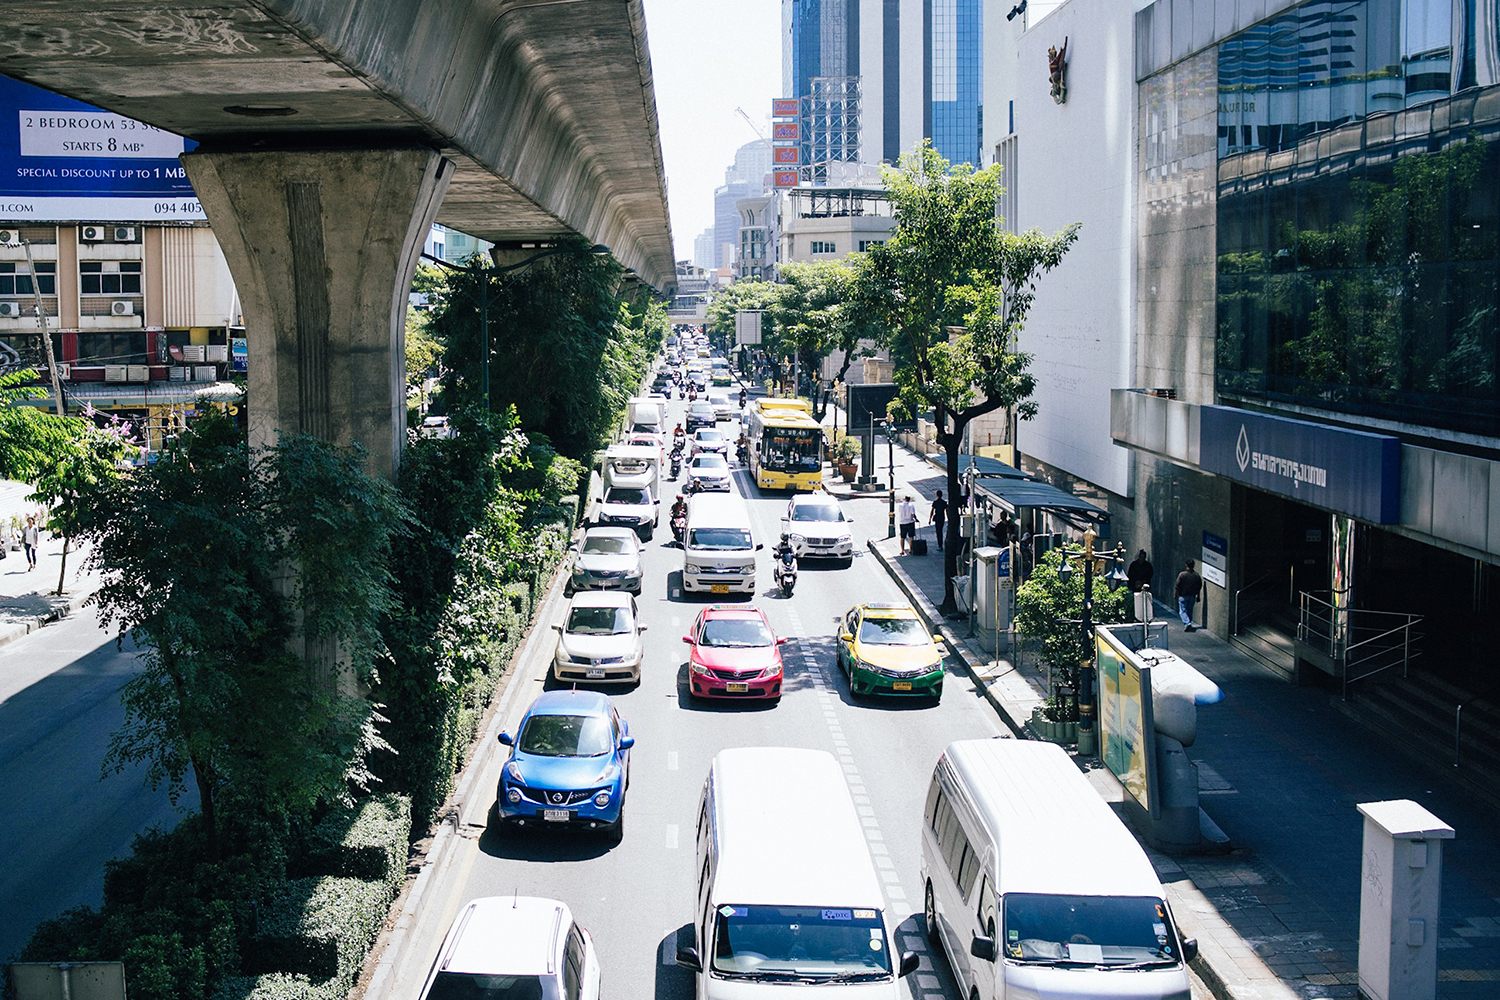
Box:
[0, 74, 203, 222]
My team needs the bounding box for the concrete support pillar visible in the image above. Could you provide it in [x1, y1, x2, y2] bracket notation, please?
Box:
[182, 147, 453, 479]
[1331, 513, 1357, 660]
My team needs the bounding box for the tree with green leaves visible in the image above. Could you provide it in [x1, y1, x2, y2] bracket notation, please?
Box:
[766, 258, 884, 415]
[30, 417, 134, 596]
[1014, 549, 1130, 714]
[0, 368, 86, 481]
[873, 142, 1080, 612]
[81, 412, 410, 859]
[705, 279, 783, 358]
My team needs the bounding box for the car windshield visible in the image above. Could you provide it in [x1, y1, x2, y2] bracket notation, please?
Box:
[517, 714, 613, 757]
[425, 973, 547, 999]
[691, 404, 715, 416]
[606, 488, 650, 505]
[699, 617, 774, 647]
[688, 527, 753, 550]
[696, 431, 724, 443]
[857, 617, 930, 645]
[712, 905, 892, 979]
[1003, 894, 1180, 966]
[566, 606, 632, 635]
[692, 455, 728, 470]
[581, 535, 633, 555]
[791, 503, 844, 523]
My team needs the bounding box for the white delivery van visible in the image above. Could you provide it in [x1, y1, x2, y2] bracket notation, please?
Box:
[921, 739, 1196, 1000]
[627, 396, 667, 434]
[681, 493, 761, 596]
[677, 747, 919, 997]
[603, 443, 661, 498]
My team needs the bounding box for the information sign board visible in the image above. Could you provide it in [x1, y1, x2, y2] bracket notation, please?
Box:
[772, 145, 800, 164]
[772, 98, 799, 117]
[0, 75, 202, 221]
[772, 170, 799, 188]
[772, 121, 800, 140]
[1200, 530, 1227, 588]
[1097, 626, 1159, 818]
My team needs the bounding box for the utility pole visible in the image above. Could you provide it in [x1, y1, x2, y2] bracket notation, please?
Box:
[19, 240, 65, 416]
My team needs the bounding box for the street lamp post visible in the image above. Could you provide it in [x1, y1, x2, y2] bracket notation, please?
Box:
[420, 243, 610, 410]
[1055, 527, 1128, 758]
[879, 419, 895, 539]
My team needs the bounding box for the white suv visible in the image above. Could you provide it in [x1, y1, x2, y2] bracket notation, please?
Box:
[419, 896, 600, 1000]
[783, 492, 854, 565]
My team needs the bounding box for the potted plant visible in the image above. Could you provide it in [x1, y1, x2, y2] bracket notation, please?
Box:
[835, 434, 861, 481]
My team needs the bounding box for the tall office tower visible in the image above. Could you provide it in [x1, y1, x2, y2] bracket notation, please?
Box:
[783, 0, 982, 175]
[693, 227, 717, 271]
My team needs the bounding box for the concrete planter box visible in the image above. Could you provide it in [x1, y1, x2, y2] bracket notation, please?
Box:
[1029, 706, 1078, 745]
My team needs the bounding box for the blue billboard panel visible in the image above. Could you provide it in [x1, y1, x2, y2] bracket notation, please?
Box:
[0, 75, 202, 222]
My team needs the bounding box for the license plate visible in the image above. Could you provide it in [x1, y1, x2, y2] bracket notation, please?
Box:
[726, 682, 749, 693]
[543, 808, 570, 822]
[711, 584, 729, 594]
[586, 667, 606, 679]
[893, 682, 913, 692]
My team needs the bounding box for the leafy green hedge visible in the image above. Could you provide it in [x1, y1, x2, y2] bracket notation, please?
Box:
[293, 793, 410, 894]
[213, 972, 330, 1000]
[243, 876, 389, 985]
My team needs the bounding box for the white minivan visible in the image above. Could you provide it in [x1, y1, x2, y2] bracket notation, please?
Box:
[603, 443, 661, 498]
[676, 747, 920, 997]
[921, 739, 1195, 1000]
[681, 493, 761, 596]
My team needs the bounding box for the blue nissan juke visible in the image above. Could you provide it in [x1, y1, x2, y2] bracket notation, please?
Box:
[496, 690, 633, 841]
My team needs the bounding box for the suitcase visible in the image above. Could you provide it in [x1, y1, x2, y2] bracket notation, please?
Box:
[911, 538, 928, 556]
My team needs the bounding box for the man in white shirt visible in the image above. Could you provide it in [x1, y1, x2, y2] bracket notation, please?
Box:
[897, 495, 918, 555]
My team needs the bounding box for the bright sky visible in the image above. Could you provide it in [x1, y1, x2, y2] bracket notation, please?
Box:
[641, 0, 782, 260]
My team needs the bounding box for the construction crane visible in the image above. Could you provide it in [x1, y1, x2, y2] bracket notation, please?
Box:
[734, 107, 776, 152]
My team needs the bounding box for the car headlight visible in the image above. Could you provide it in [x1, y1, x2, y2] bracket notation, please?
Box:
[506, 761, 524, 782]
[790, 533, 806, 542]
[593, 790, 612, 808]
[691, 659, 711, 675]
[837, 533, 852, 544]
[506, 788, 522, 804]
[685, 563, 702, 574]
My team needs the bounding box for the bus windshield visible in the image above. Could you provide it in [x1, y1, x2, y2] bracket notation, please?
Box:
[712, 905, 892, 980]
[762, 429, 821, 472]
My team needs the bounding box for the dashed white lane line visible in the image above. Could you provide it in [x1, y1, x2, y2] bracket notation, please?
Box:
[665, 823, 679, 850]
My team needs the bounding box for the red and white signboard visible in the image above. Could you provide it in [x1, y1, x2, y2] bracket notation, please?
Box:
[772, 170, 799, 188]
[772, 145, 800, 165]
[772, 121, 800, 140]
[771, 98, 799, 117]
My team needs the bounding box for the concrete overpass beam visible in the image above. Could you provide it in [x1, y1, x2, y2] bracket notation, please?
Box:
[183, 146, 453, 479]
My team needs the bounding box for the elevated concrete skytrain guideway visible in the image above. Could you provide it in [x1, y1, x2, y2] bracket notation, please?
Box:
[0, 0, 676, 477]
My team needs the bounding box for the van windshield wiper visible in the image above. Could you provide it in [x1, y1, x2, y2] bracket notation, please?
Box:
[823, 970, 892, 983]
[1104, 957, 1178, 970]
[728, 970, 821, 982]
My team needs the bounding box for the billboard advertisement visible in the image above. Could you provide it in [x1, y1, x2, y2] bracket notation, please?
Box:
[772, 145, 800, 164]
[771, 98, 799, 117]
[0, 74, 202, 222]
[1096, 626, 1159, 818]
[771, 121, 800, 140]
[772, 170, 799, 188]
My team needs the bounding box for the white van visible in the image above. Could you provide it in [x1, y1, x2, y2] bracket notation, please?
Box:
[603, 443, 660, 498]
[627, 396, 666, 434]
[681, 493, 761, 596]
[921, 739, 1196, 1000]
[676, 747, 919, 997]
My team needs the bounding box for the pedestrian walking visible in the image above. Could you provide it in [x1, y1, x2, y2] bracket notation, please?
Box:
[22, 516, 39, 571]
[1174, 559, 1203, 631]
[1126, 549, 1153, 593]
[929, 490, 948, 551]
[897, 494, 918, 555]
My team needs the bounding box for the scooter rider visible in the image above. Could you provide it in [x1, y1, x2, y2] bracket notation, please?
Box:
[671, 493, 689, 524]
[673, 423, 686, 450]
[738, 387, 748, 408]
[773, 530, 797, 594]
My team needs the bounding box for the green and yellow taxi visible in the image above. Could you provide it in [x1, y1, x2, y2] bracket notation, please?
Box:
[835, 602, 945, 699]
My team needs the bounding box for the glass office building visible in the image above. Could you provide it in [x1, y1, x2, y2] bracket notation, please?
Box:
[929, 0, 984, 168]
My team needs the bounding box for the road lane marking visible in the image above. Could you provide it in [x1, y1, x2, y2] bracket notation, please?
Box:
[667, 750, 679, 771]
[665, 823, 679, 850]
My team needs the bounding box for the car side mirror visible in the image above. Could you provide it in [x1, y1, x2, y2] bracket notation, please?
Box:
[682, 635, 693, 643]
[551, 623, 562, 632]
[776, 636, 787, 645]
[1181, 937, 1198, 963]
[618, 735, 635, 751]
[969, 934, 996, 962]
[898, 950, 921, 978]
[639, 624, 648, 632]
[675, 945, 702, 972]
[497, 731, 514, 746]
[840, 632, 854, 642]
[755, 543, 764, 551]
[932, 634, 944, 644]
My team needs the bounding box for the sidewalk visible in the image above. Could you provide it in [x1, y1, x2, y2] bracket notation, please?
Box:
[0, 480, 99, 647]
[850, 444, 1500, 1000]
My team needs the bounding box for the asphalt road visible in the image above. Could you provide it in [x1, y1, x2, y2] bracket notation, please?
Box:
[431, 387, 1006, 1000]
[0, 607, 189, 961]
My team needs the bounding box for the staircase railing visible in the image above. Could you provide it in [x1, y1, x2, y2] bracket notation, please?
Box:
[1232, 572, 1275, 636]
[1297, 591, 1424, 700]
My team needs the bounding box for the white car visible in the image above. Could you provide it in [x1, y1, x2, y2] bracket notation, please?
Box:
[707, 393, 733, 421]
[688, 453, 732, 492]
[783, 492, 855, 564]
[417, 895, 600, 1000]
[553, 591, 646, 684]
[569, 526, 644, 594]
[690, 427, 729, 458]
[592, 485, 657, 540]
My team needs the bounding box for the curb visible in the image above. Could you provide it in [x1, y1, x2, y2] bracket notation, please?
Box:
[863, 538, 1299, 1000]
[0, 583, 97, 650]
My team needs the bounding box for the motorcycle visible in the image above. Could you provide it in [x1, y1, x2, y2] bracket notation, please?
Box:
[773, 545, 797, 597]
[738, 389, 748, 408]
[669, 447, 683, 479]
[687, 387, 698, 403]
[671, 510, 688, 545]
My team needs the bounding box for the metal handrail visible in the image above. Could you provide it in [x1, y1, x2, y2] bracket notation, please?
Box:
[1297, 591, 1424, 700]
[1232, 572, 1275, 636]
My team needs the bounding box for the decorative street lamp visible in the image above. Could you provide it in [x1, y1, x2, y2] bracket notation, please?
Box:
[1053, 527, 1129, 756]
[421, 243, 610, 410]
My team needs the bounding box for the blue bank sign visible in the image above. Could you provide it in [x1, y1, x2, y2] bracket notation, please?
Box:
[1200, 405, 1400, 524]
[0, 75, 202, 221]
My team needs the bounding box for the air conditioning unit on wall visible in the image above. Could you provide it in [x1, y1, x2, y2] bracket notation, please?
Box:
[80, 225, 105, 242]
[54, 364, 70, 381]
[0, 302, 22, 318]
[0, 230, 15, 245]
[111, 300, 134, 316]
[113, 227, 136, 242]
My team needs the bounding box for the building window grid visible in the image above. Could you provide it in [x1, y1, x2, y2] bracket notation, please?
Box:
[0, 261, 57, 297]
[810, 240, 838, 254]
[80, 261, 143, 296]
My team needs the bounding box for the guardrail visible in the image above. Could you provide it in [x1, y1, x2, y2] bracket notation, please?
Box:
[1297, 590, 1423, 700]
